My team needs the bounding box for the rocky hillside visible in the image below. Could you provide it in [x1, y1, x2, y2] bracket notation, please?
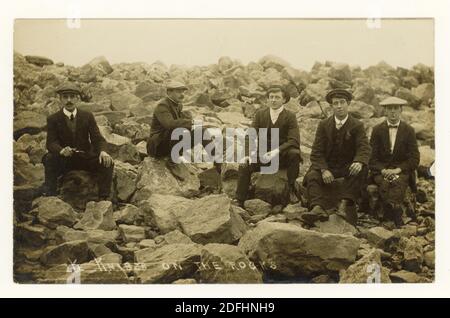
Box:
[13, 52, 435, 283]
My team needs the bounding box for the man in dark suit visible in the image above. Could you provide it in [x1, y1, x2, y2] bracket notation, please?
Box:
[302, 89, 371, 226]
[41, 82, 114, 199]
[147, 80, 193, 158]
[235, 85, 302, 206]
[369, 96, 420, 227]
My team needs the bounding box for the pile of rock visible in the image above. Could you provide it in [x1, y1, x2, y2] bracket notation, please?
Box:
[13, 53, 435, 284]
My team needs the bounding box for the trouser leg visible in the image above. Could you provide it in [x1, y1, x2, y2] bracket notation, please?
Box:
[283, 149, 301, 188]
[42, 152, 67, 193]
[235, 163, 258, 202]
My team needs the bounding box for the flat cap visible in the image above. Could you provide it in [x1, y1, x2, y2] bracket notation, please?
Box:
[379, 96, 407, 106]
[55, 82, 81, 95]
[326, 89, 353, 104]
[56, 82, 81, 95]
[166, 80, 188, 90]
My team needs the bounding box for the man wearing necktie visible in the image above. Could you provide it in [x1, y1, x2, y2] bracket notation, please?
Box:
[369, 96, 420, 227]
[302, 89, 370, 226]
[41, 82, 114, 200]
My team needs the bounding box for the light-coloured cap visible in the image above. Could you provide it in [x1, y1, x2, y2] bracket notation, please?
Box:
[166, 80, 188, 90]
[379, 96, 407, 106]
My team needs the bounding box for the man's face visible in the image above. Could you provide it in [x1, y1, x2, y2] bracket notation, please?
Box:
[59, 92, 80, 112]
[268, 90, 285, 110]
[167, 88, 187, 103]
[331, 97, 349, 120]
[385, 105, 402, 123]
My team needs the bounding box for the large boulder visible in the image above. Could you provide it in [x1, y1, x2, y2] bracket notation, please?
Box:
[15, 222, 49, 247]
[238, 222, 361, 279]
[138, 194, 193, 234]
[83, 56, 113, 76]
[412, 83, 434, 104]
[110, 91, 143, 112]
[135, 243, 202, 283]
[13, 153, 44, 187]
[258, 55, 290, 72]
[313, 214, 357, 236]
[55, 226, 119, 245]
[133, 157, 200, 202]
[59, 170, 99, 210]
[118, 224, 146, 243]
[254, 170, 290, 206]
[178, 194, 248, 244]
[114, 204, 143, 225]
[99, 126, 141, 164]
[328, 63, 352, 83]
[196, 244, 263, 283]
[134, 80, 165, 101]
[13, 111, 47, 140]
[34, 196, 78, 228]
[113, 160, 138, 202]
[402, 237, 424, 273]
[339, 249, 391, 283]
[40, 240, 91, 266]
[25, 55, 54, 67]
[74, 201, 116, 231]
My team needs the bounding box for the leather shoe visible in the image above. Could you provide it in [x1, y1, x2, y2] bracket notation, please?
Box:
[336, 199, 358, 226]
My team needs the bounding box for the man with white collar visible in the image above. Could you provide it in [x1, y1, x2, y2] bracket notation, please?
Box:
[369, 96, 420, 227]
[302, 89, 370, 226]
[41, 82, 114, 200]
[235, 85, 301, 206]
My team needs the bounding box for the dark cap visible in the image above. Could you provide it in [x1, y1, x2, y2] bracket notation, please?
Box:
[326, 89, 352, 104]
[55, 82, 82, 96]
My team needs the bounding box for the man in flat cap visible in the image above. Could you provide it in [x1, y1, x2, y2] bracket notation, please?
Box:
[41, 82, 114, 200]
[147, 80, 221, 180]
[369, 96, 420, 227]
[302, 89, 371, 226]
[147, 80, 193, 158]
[235, 85, 302, 206]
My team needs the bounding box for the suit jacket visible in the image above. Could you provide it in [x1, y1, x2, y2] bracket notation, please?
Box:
[369, 120, 420, 174]
[46, 108, 107, 158]
[147, 97, 192, 157]
[252, 107, 301, 158]
[310, 115, 371, 170]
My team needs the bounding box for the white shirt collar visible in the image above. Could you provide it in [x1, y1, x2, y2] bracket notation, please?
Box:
[334, 114, 349, 125]
[387, 119, 401, 127]
[63, 107, 77, 118]
[269, 106, 285, 124]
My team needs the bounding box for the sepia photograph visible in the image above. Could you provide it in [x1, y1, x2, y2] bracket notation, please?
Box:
[12, 18, 435, 285]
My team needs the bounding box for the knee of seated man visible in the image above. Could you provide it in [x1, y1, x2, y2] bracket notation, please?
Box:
[285, 148, 301, 162]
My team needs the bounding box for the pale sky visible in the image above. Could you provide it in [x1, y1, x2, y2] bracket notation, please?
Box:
[14, 19, 433, 70]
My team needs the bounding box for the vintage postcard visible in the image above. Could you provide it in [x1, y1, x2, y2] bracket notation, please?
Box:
[12, 18, 435, 285]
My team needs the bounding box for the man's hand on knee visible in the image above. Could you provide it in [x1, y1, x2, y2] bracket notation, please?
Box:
[321, 169, 334, 184]
[99, 151, 113, 168]
[349, 162, 363, 176]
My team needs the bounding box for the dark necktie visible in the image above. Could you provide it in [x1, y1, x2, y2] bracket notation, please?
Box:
[70, 114, 74, 121]
[388, 124, 398, 129]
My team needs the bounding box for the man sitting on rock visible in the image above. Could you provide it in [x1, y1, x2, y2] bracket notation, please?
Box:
[41, 82, 114, 200]
[147, 80, 221, 180]
[369, 96, 420, 227]
[302, 89, 370, 226]
[234, 85, 302, 207]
